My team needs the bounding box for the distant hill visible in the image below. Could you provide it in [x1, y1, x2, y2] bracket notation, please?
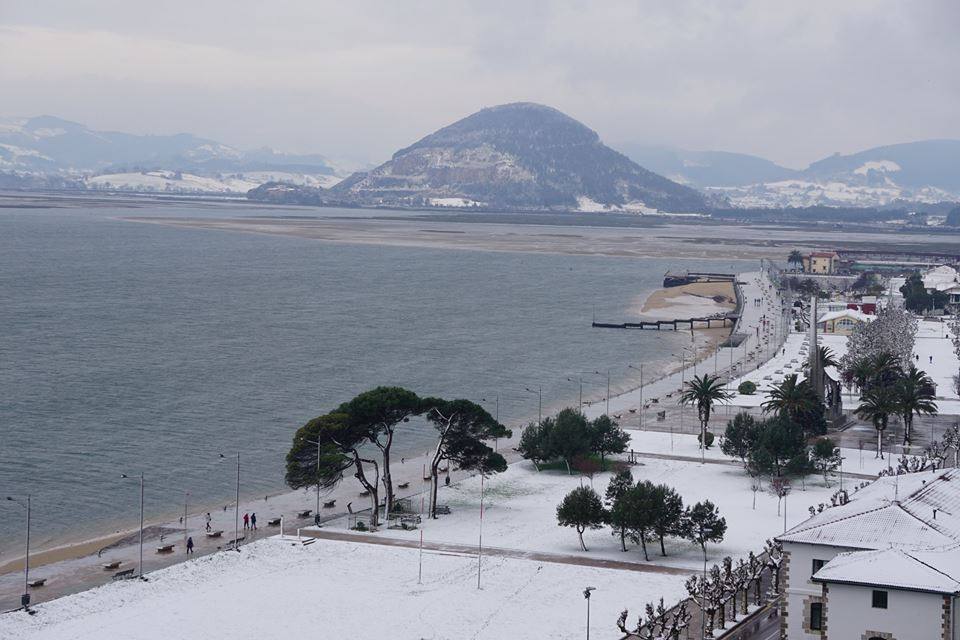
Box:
[803, 140, 960, 192]
[325, 103, 711, 212]
[617, 145, 798, 188]
[618, 139, 960, 208]
[0, 115, 342, 193]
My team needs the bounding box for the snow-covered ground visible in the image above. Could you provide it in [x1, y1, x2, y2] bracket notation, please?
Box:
[0, 536, 681, 640]
[357, 433, 842, 572]
[86, 171, 261, 194]
[710, 179, 958, 208]
[84, 170, 343, 194]
[725, 331, 848, 407]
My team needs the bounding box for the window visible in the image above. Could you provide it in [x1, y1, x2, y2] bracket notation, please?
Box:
[811, 559, 825, 574]
[872, 590, 888, 609]
[810, 602, 823, 630]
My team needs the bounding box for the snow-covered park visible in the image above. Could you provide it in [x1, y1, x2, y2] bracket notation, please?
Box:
[0, 536, 683, 640]
[0, 432, 846, 640]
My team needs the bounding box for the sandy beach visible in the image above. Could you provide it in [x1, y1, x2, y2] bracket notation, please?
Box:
[637, 280, 736, 320]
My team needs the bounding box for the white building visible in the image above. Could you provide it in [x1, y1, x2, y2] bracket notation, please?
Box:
[778, 469, 960, 640]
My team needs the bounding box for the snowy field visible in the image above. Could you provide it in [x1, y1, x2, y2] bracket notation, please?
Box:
[0, 537, 683, 640]
[364, 433, 843, 572]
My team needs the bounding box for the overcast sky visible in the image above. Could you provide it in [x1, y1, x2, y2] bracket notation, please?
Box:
[1, 0, 958, 168]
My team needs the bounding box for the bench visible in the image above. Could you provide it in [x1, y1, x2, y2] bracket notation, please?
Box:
[156, 544, 175, 554]
[113, 568, 136, 580]
[206, 530, 223, 538]
[102, 561, 122, 571]
[322, 500, 336, 509]
[359, 490, 370, 497]
[397, 482, 410, 489]
[297, 510, 312, 518]
[267, 517, 281, 527]
[656, 410, 666, 421]
[435, 505, 451, 515]
[27, 578, 46, 588]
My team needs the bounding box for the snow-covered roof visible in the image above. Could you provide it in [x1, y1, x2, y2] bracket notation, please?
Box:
[779, 469, 960, 550]
[818, 309, 871, 324]
[923, 265, 959, 289]
[814, 546, 960, 594]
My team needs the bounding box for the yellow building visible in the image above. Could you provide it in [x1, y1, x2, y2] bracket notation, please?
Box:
[817, 309, 871, 335]
[802, 251, 838, 274]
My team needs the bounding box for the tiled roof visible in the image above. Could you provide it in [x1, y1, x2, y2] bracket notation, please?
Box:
[814, 546, 960, 594]
[779, 469, 960, 550]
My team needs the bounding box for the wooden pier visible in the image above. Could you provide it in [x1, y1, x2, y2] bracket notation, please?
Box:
[592, 315, 738, 331]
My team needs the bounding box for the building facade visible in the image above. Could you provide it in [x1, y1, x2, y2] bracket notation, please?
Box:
[778, 469, 960, 640]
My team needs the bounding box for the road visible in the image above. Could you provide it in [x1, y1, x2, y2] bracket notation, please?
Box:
[584, 267, 788, 423]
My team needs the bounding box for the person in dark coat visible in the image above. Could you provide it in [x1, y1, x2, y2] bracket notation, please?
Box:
[250, 513, 257, 530]
[186, 537, 195, 554]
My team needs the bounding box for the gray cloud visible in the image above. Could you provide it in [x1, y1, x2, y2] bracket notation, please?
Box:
[1, 0, 957, 168]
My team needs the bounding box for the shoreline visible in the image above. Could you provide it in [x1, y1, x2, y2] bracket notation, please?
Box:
[0, 330, 729, 579]
[0, 275, 754, 611]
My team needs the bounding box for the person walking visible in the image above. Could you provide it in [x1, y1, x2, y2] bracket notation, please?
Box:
[205, 512, 212, 532]
[186, 536, 194, 554]
[243, 512, 250, 530]
[250, 513, 257, 530]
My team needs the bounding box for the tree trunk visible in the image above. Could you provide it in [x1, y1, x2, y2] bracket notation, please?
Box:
[381, 429, 395, 516]
[639, 534, 649, 561]
[877, 427, 883, 459]
[659, 534, 667, 556]
[620, 529, 627, 552]
[429, 437, 446, 519]
[577, 525, 587, 551]
[564, 458, 572, 475]
[352, 453, 380, 527]
[903, 414, 912, 445]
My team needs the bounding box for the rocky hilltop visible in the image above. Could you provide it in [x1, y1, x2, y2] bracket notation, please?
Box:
[318, 103, 709, 212]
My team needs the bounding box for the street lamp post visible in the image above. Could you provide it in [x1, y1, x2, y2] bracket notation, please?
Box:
[305, 439, 324, 521]
[120, 473, 145, 580]
[583, 586, 596, 640]
[629, 364, 644, 430]
[219, 452, 241, 551]
[701, 526, 714, 640]
[594, 369, 611, 416]
[5, 496, 31, 608]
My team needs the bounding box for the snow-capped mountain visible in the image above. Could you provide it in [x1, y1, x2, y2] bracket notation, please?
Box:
[323, 102, 712, 212]
[621, 140, 960, 208]
[0, 115, 344, 194]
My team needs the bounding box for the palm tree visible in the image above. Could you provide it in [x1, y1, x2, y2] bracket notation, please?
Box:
[848, 358, 875, 393]
[788, 250, 804, 272]
[762, 374, 818, 423]
[868, 353, 903, 389]
[679, 374, 732, 450]
[855, 388, 898, 458]
[818, 346, 838, 369]
[895, 365, 938, 444]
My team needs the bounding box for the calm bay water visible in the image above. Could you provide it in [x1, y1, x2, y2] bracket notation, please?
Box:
[0, 203, 743, 551]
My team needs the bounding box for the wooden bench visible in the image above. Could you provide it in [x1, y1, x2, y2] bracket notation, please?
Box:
[206, 530, 223, 538]
[267, 517, 281, 527]
[113, 568, 136, 580]
[322, 499, 336, 509]
[359, 490, 370, 497]
[102, 560, 122, 571]
[28, 578, 46, 588]
[156, 544, 175, 554]
[297, 510, 312, 518]
[435, 505, 451, 515]
[397, 482, 410, 489]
